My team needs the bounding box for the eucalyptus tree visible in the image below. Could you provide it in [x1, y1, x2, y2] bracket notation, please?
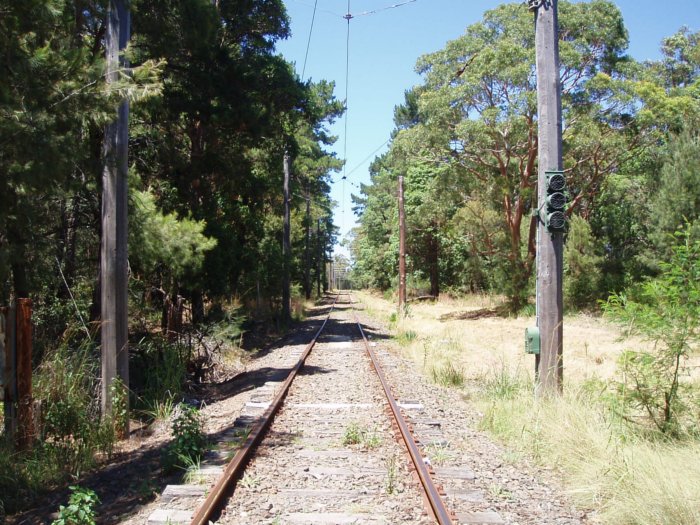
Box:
[396, 0, 637, 309]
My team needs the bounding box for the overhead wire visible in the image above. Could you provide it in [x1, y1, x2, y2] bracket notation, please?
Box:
[294, 0, 420, 227]
[291, 0, 419, 20]
[344, 138, 391, 179]
[301, 0, 319, 79]
[354, 0, 418, 17]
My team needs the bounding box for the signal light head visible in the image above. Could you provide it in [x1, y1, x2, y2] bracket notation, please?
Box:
[546, 192, 566, 210]
[543, 170, 567, 233]
[546, 171, 566, 192]
[546, 210, 567, 232]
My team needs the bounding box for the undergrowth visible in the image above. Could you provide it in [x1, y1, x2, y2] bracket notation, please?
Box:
[478, 373, 700, 524]
[354, 288, 700, 524]
[162, 404, 206, 474]
[0, 343, 117, 515]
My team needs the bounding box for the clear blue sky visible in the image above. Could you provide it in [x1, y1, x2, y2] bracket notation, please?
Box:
[276, 0, 700, 254]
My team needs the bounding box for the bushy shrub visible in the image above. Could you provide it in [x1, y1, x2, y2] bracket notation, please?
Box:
[51, 486, 100, 525]
[564, 215, 603, 309]
[604, 227, 700, 436]
[162, 404, 206, 473]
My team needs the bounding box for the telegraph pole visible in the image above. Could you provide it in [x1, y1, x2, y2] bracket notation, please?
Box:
[282, 150, 292, 323]
[304, 194, 311, 299]
[317, 218, 322, 297]
[533, 0, 564, 395]
[398, 175, 407, 314]
[101, 0, 130, 425]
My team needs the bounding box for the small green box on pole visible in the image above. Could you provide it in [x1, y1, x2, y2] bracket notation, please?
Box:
[525, 327, 540, 355]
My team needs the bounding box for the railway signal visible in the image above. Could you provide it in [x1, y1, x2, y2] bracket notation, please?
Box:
[533, 0, 564, 395]
[544, 170, 567, 233]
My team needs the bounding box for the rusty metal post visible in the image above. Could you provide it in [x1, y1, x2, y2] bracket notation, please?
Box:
[0, 307, 5, 402]
[15, 299, 34, 449]
[3, 305, 17, 442]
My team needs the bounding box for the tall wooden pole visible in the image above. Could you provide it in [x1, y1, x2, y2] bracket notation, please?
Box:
[398, 175, 407, 313]
[101, 0, 130, 423]
[317, 218, 322, 297]
[282, 150, 292, 322]
[304, 195, 311, 300]
[534, 0, 564, 395]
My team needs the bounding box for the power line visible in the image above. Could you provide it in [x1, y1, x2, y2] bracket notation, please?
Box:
[355, 0, 418, 17]
[301, 0, 319, 79]
[344, 138, 391, 179]
[291, 0, 419, 20]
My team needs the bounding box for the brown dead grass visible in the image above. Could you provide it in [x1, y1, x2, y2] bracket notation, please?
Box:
[356, 290, 664, 384]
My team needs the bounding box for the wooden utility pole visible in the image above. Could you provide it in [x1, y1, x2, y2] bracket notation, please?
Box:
[101, 0, 130, 424]
[317, 218, 322, 297]
[304, 194, 312, 300]
[282, 150, 292, 322]
[398, 175, 407, 313]
[328, 260, 333, 291]
[534, 0, 564, 395]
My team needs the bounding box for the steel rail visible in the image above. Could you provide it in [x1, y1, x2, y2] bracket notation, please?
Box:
[189, 293, 340, 525]
[353, 307, 454, 525]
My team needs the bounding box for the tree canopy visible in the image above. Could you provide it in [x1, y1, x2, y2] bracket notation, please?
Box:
[351, 2, 700, 311]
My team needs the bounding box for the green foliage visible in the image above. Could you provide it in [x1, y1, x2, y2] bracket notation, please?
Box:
[604, 227, 700, 436]
[35, 343, 117, 466]
[51, 486, 100, 525]
[129, 186, 217, 284]
[0, 343, 119, 514]
[130, 336, 187, 408]
[342, 423, 381, 449]
[163, 404, 206, 473]
[109, 378, 129, 439]
[352, 1, 640, 310]
[481, 362, 531, 401]
[564, 215, 604, 309]
[430, 362, 466, 388]
[648, 128, 700, 259]
[395, 330, 417, 346]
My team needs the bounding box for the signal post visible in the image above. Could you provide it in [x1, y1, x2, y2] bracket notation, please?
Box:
[532, 0, 564, 395]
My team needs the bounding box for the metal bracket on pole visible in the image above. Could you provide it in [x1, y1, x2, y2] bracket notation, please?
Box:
[527, 0, 544, 11]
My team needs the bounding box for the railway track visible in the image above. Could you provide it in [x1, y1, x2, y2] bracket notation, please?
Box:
[146, 293, 501, 525]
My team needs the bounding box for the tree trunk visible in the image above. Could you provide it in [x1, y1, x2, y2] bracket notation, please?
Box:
[190, 289, 205, 325]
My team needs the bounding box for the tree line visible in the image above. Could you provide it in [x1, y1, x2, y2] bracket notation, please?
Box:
[1, 0, 342, 350]
[350, 0, 700, 312]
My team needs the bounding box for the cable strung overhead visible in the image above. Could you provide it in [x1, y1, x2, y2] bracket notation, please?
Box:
[292, 0, 418, 20]
[301, 0, 319, 79]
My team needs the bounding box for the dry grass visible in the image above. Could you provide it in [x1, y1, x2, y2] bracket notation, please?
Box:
[480, 387, 700, 525]
[355, 290, 700, 525]
[355, 290, 700, 383]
